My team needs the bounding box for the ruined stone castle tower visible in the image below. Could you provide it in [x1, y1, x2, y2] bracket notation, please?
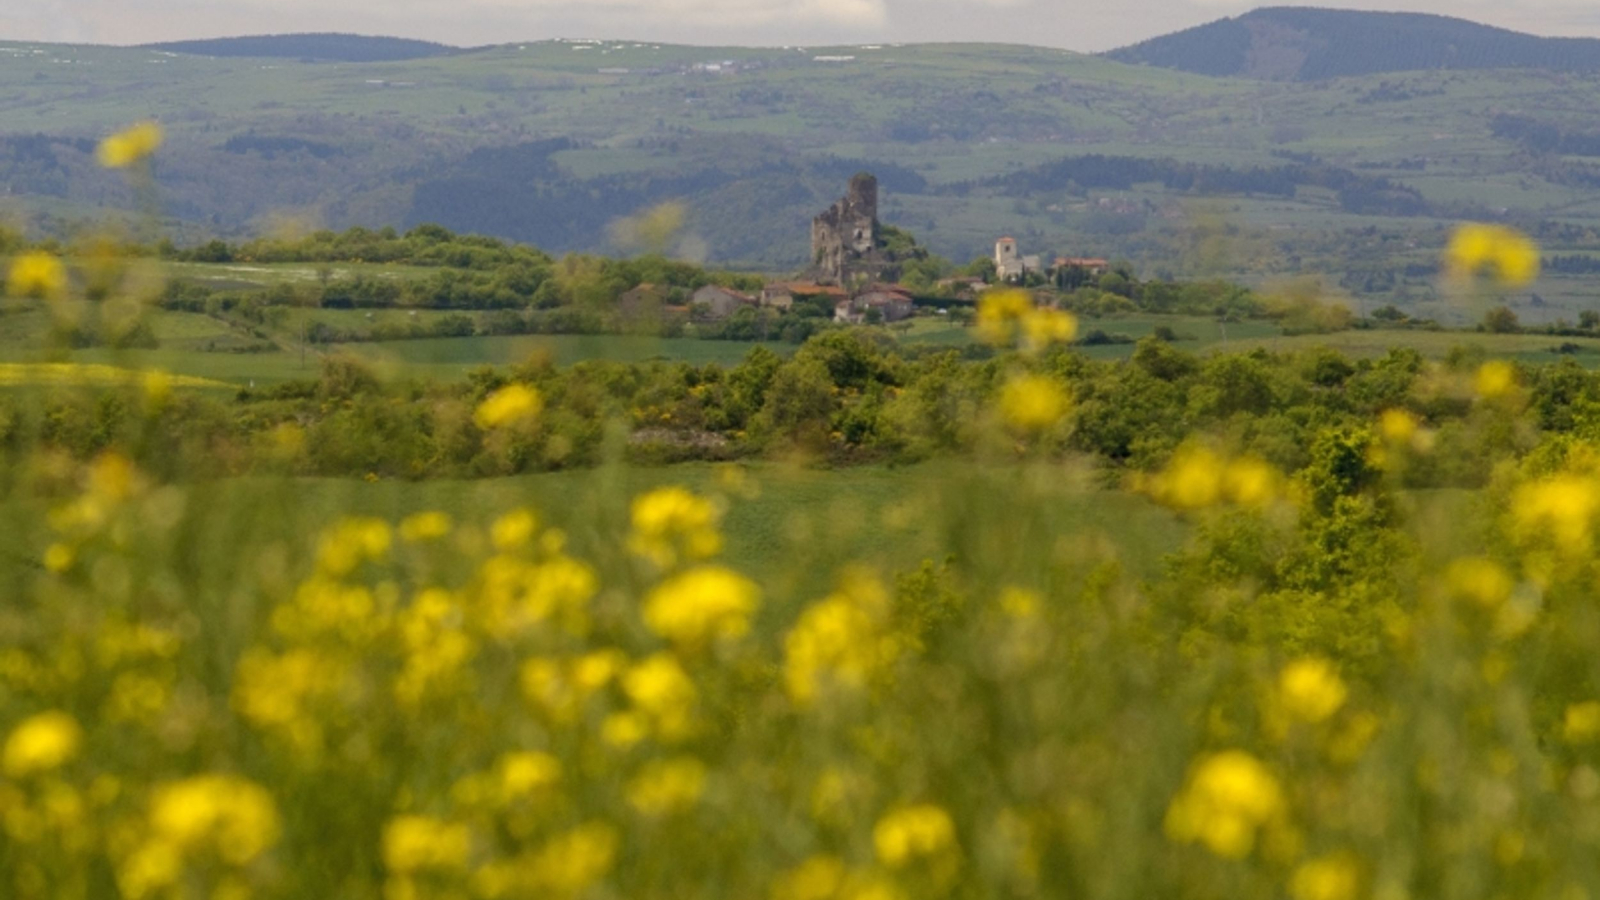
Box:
[811, 173, 881, 285]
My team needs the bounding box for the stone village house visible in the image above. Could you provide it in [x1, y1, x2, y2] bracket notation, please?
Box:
[833, 284, 915, 324]
[690, 285, 757, 320]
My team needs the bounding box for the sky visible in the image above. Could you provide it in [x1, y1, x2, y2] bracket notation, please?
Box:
[4, 0, 1600, 53]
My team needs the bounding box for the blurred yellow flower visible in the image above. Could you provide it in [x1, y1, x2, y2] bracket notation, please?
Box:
[1445, 557, 1514, 609]
[975, 289, 1033, 345]
[772, 855, 849, 900]
[998, 373, 1070, 432]
[1152, 446, 1225, 510]
[1475, 360, 1517, 399]
[1378, 409, 1418, 443]
[784, 572, 901, 705]
[1020, 307, 1078, 353]
[98, 121, 164, 168]
[998, 586, 1042, 618]
[1565, 701, 1600, 744]
[529, 822, 618, 893]
[628, 486, 724, 566]
[316, 517, 392, 576]
[491, 508, 537, 551]
[1223, 456, 1281, 508]
[399, 511, 452, 543]
[643, 565, 760, 647]
[1512, 474, 1599, 554]
[383, 814, 471, 873]
[601, 711, 650, 748]
[1289, 853, 1362, 900]
[500, 751, 561, 798]
[43, 542, 73, 574]
[626, 756, 707, 816]
[1445, 223, 1540, 288]
[623, 653, 698, 740]
[1165, 750, 1283, 859]
[1279, 658, 1347, 723]
[6, 251, 67, 299]
[475, 383, 543, 429]
[874, 804, 956, 868]
[145, 775, 281, 868]
[3, 710, 82, 777]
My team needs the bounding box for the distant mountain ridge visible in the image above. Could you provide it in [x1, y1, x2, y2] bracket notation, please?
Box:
[143, 33, 457, 62]
[1105, 7, 1600, 81]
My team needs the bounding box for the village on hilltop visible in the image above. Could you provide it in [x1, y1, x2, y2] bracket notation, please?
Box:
[667, 173, 1115, 329]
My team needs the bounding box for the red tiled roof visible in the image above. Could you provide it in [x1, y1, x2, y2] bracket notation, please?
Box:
[775, 282, 847, 297]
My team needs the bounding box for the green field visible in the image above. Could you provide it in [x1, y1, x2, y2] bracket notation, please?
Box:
[8, 295, 1600, 387]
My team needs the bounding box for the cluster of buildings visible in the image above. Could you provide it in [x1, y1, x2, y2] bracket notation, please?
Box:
[623, 175, 1113, 328]
[683, 281, 915, 325]
[995, 236, 1109, 283]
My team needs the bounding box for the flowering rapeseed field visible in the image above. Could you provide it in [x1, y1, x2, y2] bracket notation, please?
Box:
[6, 368, 1600, 900]
[6, 127, 1600, 900]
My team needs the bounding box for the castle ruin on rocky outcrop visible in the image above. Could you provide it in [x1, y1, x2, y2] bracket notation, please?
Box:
[810, 173, 887, 285]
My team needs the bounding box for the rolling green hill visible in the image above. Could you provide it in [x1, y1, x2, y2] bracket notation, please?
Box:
[143, 33, 458, 62]
[5, 31, 1600, 320]
[1105, 7, 1600, 81]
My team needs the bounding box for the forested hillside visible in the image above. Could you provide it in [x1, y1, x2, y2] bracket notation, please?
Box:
[143, 33, 457, 62]
[6, 33, 1600, 322]
[1106, 7, 1600, 81]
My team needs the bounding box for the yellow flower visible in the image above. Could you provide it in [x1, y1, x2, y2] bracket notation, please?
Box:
[475, 383, 543, 429]
[1020, 307, 1078, 352]
[1289, 853, 1362, 900]
[783, 572, 901, 705]
[1165, 750, 1283, 859]
[148, 775, 281, 866]
[98, 121, 164, 168]
[315, 517, 392, 576]
[1565, 701, 1600, 744]
[1279, 657, 1348, 723]
[772, 855, 848, 900]
[975, 289, 1033, 345]
[399, 511, 452, 543]
[628, 486, 724, 566]
[491, 508, 537, 551]
[499, 751, 562, 798]
[642, 565, 761, 647]
[873, 804, 956, 868]
[529, 822, 617, 893]
[43, 543, 73, 574]
[998, 586, 1042, 618]
[625, 756, 707, 816]
[3, 710, 83, 777]
[622, 653, 698, 740]
[1152, 446, 1225, 510]
[1223, 456, 1281, 508]
[1445, 223, 1540, 288]
[383, 814, 471, 873]
[7, 251, 67, 299]
[1512, 474, 1599, 555]
[1378, 409, 1418, 443]
[998, 373, 1070, 432]
[601, 711, 650, 748]
[1475, 360, 1516, 399]
[1445, 557, 1514, 609]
